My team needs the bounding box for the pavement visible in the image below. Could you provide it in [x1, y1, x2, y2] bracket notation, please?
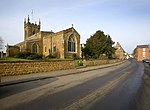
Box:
[0, 61, 126, 87]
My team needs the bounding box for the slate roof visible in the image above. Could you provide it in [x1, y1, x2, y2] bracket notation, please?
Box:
[137, 45, 149, 48]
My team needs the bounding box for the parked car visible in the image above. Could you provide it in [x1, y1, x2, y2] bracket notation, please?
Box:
[143, 59, 150, 63]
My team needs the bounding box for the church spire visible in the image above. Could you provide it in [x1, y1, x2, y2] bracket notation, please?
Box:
[39, 19, 41, 26]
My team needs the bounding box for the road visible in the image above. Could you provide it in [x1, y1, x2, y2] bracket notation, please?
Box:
[0, 78, 58, 99]
[0, 59, 144, 110]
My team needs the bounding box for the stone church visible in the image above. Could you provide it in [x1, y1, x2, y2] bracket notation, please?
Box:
[7, 16, 81, 58]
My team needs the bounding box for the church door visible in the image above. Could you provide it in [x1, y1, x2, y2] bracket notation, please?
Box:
[32, 43, 38, 53]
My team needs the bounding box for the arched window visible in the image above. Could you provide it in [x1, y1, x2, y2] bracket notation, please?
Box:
[53, 45, 56, 53]
[33, 30, 35, 35]
[32, 43, 38, 53]
[68, 35, 76, 52]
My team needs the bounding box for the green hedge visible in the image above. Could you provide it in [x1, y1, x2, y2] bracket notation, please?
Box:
[15, 52, 43, 60]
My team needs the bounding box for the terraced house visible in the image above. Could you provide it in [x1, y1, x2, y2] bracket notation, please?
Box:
[6, 16, 81, 58]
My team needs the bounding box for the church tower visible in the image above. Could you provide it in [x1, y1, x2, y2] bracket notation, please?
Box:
[24, 15, 41, 40]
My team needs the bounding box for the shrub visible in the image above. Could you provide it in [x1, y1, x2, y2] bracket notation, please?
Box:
[15, 52, 43, 60]
[72, 53, 77, 60]
[14, 52, 24, 58]
[27, 54, 43, 60]
[15, 52, 32, 59]
[76, 60, 83, 66]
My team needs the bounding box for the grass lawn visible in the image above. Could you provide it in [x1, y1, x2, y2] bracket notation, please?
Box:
[45, 58, 72, 61]
[0, 57, 73, 62]
[0, 57, 31, 61]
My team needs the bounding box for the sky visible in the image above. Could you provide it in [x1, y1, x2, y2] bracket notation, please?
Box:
[0, 0, 150, 54]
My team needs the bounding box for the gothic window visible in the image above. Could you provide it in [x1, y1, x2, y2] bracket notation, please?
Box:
[33, 30, 35, 35]
[32, 43, 38, 53]
[68, 35, 76, 52]
[53, 44, 56, 53]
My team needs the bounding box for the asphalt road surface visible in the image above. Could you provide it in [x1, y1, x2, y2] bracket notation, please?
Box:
[90, 60, 144, 110]
[0, 59, 144, 110]
[0, 78, 58, 99]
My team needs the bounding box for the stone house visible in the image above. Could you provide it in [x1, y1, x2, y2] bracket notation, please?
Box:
[114, 42, 126, 60]
[7, 16, 81, 58]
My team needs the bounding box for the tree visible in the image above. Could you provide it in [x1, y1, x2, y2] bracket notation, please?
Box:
[132, 48, 137, 59]
[82, 46, 90, 59]
[104, 35, 115, 58]
[83, 30, 115, 59]
[0, 36, 4, 51]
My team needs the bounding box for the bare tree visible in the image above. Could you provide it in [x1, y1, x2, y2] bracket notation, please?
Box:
[0, 36, 4, 51]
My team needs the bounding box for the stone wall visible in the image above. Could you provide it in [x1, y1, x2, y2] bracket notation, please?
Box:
[6, 46, 20, 57]
[0, 59, 122, 76]
[0, 60, 75, 76]
[83, 59, 121, 66]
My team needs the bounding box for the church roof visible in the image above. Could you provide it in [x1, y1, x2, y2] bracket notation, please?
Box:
[54, 27, 80, 36]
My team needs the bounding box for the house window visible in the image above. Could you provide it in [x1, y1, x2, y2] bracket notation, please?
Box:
[143, 48, 146, 52]
[143, 52, 146, 57]
[68, 35, 76, 52]
[32, 43, 38, 53]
